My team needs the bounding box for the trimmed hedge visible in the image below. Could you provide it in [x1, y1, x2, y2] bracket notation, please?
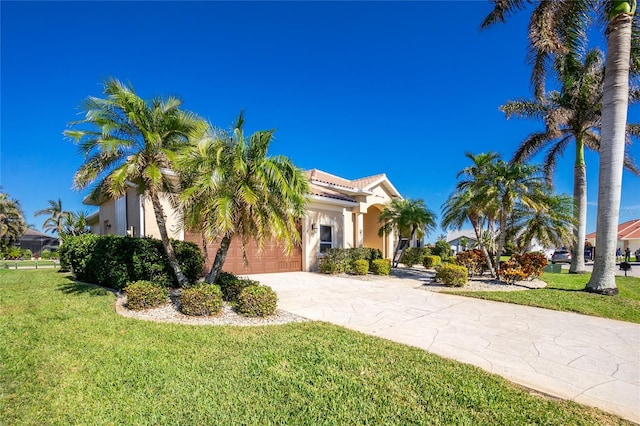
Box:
[399, 247, 430, 267]
[180, 284, 224, 316]
[216, 273, 259, 303]
[371, 259, 391, 276]
[435, 264, 468, 287]
[59, 234, 204, 290]
[423, 255, 442, 269]
[237, 285, 278, 317]
[124, 280, 168, 310]
[353, 259, 369, 275]
[318, 247, 383, 274]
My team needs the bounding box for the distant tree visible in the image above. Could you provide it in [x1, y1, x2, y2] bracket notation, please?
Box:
[177, 112, 309, 284]
[35, 198, 67, 245]
[63, 211, 92, 237]
[65, 78, 205, 287]
[0, 191, 26, 249]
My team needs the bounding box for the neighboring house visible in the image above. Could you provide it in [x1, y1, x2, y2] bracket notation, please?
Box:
[18, 229, 59, 255]
[586, 219, 640, 255]
[446, 230, 477, 254]
[83, 169, 403, 274]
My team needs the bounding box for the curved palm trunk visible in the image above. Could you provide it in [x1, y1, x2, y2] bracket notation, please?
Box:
[586, 14, 633, 295]
[206, 234, 232, 283]
[495, 209, 508, 274]
[150, 191, 187, 287]
[570, 141, 587, 273]
[470, 217, 496, 277]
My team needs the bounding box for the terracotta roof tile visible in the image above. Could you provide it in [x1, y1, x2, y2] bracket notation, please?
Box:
[586, 219, 640, 240]
[308, 183, 356, 202]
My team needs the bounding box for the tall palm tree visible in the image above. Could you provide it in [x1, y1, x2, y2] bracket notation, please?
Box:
[34, 199, 67, 245]
[65, 78, 205, 287]
[0, 192, 26, 246]
[378, 198, 436, 267]
[503, 50, 639, 273]
[482, 0, 638, 294]
[178, 113, 309, 284]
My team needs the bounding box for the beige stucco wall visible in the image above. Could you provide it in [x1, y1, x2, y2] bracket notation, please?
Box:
[141, 194, 182, 240]
[126, 188, 141, 237]
[303, 201, 352, 271]
[99, 198, 116, 235]
[363, 205, 384, 253]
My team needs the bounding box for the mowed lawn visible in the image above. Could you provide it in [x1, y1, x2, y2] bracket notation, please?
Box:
[1, 270, 631, 425]
[445, 271, 640, 324]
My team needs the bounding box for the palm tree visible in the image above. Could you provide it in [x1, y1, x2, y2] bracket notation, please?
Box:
[482, 0, 638, 294]
[63, 211, 92, 237]
[0, 192, 26, 247]
[65, 78, 205, 287]
[378, 198, 436, 267]
[34, 199, 67, 245]
[503, 50, 639, 273]
[510, 193, 576, 254]
[177, 113, 309, 284]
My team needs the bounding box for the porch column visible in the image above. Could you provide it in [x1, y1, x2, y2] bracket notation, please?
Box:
[356, 212, 364, 248]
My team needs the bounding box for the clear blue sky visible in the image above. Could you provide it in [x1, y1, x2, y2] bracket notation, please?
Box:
[1, 1, 639, 242]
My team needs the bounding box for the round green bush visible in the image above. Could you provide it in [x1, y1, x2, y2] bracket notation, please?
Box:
[124, 280, 168, 310]
[423, 255, 442, 269]
[353, 259, 369, 275]
[370, 259, 391, 276]
[237, 285, 278, 317]
[435, 264, 468, 287]
[180, 284, 223, 316]
[216, 273, 259, 303]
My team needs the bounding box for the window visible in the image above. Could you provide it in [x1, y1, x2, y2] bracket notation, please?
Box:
[320, 225, 332, 253]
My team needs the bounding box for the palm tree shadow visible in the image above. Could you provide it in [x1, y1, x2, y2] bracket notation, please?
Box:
[57, 277, 115, 297]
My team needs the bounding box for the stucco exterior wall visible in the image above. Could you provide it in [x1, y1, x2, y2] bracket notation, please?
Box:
[99, 198, 116, 235]
[304, 201, 352, 271]
[126, 188, 141, 237]
[141, 194, 182, 240]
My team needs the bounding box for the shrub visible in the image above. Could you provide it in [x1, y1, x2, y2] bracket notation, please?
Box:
[371, 259, 391, 275]
[180, 284, 223, 316]
[59, 235, 204, 290]
[455, 249, 487, 276]
[498, 258, 527, 285]
[237, 285, 278, 317]
[435, 264, 468, 287]
[41, 250, 52, 260]
[22, 249, 33, 259]
[517, 252, 548, 279]
[431, 240, 453, 261]
[124, 280, 168, 310]
[353, 259, 369, 275]
[423, 255, 442, 269]
[400, 247, 430, 267]
[217, 274, 259, 303]
[318, 248, 350, 274]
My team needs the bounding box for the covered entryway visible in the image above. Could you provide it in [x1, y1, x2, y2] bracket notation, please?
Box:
[185, 232, 302, 275]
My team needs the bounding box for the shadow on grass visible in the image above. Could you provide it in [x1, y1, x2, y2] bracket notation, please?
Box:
[57, 278, 114, 297]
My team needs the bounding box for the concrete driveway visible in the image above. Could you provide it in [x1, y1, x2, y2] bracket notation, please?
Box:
[248, 272, 640, 423]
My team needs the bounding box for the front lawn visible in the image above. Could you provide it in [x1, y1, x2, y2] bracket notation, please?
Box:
[0, 269, 630, 425]
[444, 271, 640, 324]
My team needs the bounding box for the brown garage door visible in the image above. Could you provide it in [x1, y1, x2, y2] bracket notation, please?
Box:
[184, 232, 302, 275]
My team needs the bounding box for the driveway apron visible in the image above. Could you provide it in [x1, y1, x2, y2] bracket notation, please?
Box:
[248, 272, 640, 423]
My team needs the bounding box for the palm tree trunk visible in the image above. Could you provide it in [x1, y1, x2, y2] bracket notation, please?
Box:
[586, 13, 633, 295]
[149, 191, 187, 287]
[471, 217, 496, 277]
[495, 209, 508, 273]
[206, 234, 232, 283]
[569, 141, 587, 273]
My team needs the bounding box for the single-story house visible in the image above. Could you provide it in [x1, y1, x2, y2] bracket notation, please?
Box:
[83, 169, 404, 274]
[446, 230, 478, 254]
[18, 229, 59, 255]
[586, 219, 640, 255]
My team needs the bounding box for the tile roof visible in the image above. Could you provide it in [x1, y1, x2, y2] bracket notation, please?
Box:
[308, 183, 356, 203]
[585, 219, 640, 240]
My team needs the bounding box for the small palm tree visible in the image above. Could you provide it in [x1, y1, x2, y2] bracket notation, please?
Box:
[378, 198, 436, 267]
[63, 211, 92, 237]
[65, 78, 205, 287]
[178, 112, 309, 284]
[34, 199, 68, 245]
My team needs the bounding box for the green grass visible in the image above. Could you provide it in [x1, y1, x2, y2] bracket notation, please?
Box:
[445, 271, 640, 324]
[1, 269, 630, 425]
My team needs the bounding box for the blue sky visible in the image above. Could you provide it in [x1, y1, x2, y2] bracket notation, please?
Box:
[1, 1, 639, 242]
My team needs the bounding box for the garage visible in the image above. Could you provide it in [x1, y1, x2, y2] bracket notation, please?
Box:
[184, 232, 302, 275]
